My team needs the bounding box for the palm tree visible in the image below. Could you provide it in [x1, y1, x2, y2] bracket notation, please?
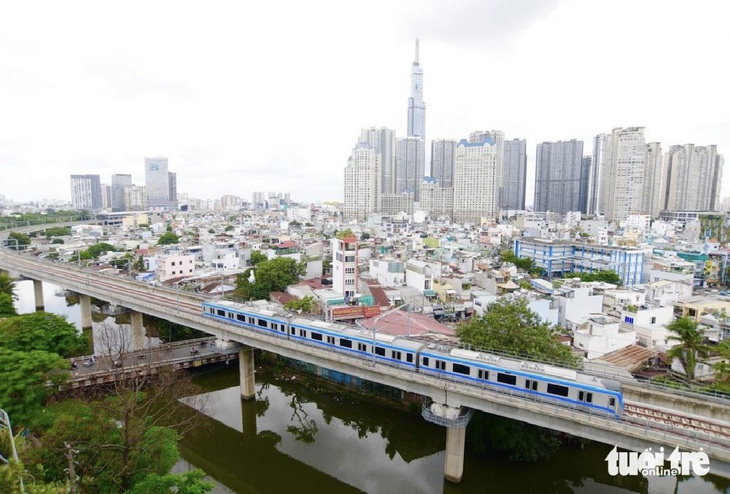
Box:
[666, 316, 710, 382]
[0, 273, 16, 299]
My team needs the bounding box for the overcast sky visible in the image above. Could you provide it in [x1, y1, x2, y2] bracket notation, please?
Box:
[1, 0, 728, 207]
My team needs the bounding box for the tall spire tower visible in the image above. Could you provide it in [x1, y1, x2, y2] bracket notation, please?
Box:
[407, 38, 426, 140]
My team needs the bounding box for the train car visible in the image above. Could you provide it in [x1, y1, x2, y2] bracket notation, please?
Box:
[203, 300, 623, 418]
[418, 345, 623, 418]
[202, 300, 423, 369]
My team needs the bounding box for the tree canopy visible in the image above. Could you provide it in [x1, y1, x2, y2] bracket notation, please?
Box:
[456, 298, 578, 367]
[250, 250, 268, 266]
[157, 232, 180, 245]
[666, 316, 710, 382]
[500, 249, 536, 272]
[0, 273, 15, 298]
[284, 296, 317, 314]
[573, 270, 622, 286]
[8, 232, 31, 248]
[0, 312, 87, 357]
[0, 293, 18, 318]
[236, 257, 306, 301]
[79, 242, 117, 260]
[0, 348, 68, 426]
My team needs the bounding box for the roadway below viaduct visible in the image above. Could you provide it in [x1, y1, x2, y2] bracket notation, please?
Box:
[2, 245, 730, 479]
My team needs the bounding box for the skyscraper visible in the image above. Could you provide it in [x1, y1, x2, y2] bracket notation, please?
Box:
[344, 143, 380, 221]
[430, 139, 456, 188]
[453, 136, 497, 223]
[111, 174, 132, 211]
[469, 130, 504, 206]
[590, 128, 646, 221]
[534, 140, 584, 214]
[502, 139, 527, 210]
[407, 39, 426, 140]
[145, 157, 174, 209]
[360, 127, 396, 195]
[664, 144, 723, 212]
[643, 142, 664, 217]
[69, 174, 102, 211]
[395, 137, 425, 202]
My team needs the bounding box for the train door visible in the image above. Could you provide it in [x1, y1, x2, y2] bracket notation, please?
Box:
[524, 379, 538, 392]
[578, 391, 593, 405]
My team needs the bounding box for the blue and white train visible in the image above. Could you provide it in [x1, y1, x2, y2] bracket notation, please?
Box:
[202, 300, 624, 418]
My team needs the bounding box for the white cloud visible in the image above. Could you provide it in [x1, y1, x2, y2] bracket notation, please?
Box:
[0, 0, 728, 205]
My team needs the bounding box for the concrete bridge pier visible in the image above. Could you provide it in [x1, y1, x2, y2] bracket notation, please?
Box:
[33, 279, 44, 311]
[421, 401, 474, 484]
[239, 346, 255, 400]
[79, 294, 92, 330]
[130, 311, 144, 350]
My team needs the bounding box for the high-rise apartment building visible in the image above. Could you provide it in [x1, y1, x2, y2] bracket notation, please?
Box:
[360, 127, 396, 195]
[453, 136, 497, 223]
[395, 137, 425, 202]
[111, 174, 132, 211]
[430, 139, 456, 188]
[643, 142, 664, 217]
[664, 144, 723, 212]
[344, 143, 380, 221]
[251, 192, 265, 209]
[579, 156, 592, 214]
[124, 185, 147, 211]
[534, 140, 584, 214]
[407, 39, 426, 140]
[590, 128, 646, 221]
[469, 130, 504, 206]
[145, 157, 177, 209]
[100, 184, 112, 210]
[502, 139, 527, 210]
[70, 174, 103, 211]
[420, 178, 454, 219]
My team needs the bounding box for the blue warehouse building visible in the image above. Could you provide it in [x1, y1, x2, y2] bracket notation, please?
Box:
[514, 239, 645, 287]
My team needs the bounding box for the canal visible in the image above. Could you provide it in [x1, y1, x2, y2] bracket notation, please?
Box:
[12, 281, 730, 493]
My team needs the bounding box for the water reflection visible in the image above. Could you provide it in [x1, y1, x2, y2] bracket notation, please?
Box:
[180, 367, 728, 494]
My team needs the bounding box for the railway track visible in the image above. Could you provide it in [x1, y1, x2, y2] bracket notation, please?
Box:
[625, 403, 730, 440]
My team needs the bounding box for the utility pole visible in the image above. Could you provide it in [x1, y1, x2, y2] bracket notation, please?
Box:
[65, 442, 78, 494]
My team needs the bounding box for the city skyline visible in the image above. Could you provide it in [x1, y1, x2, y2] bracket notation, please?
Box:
[1, 1, 728, 205]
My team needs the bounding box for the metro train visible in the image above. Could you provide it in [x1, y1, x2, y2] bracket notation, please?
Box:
[202, 300, 624, 418]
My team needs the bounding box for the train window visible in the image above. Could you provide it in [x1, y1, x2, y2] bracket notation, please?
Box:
[478, 369, 488, 380]
[311, 332, 323, 341]
[217, 309, 225, 317]
[237, 314, 245, 322]
[271, 323, 277, 331]
[327, 336, 335, 344]
[290, 326, 296, 335]
[340, 339, 352, 348]
[391, 351, 401, 360]
[422, 357, 429, 366]
[497, 373, 517, 386]
[609, 398, 615, 407]
[453, 363, 470, 375]
[579, 391, 584, 401]
[406, 353, 413, 363]
[257, 319, 268, 328]
[248, 317, 255, 324]
[358, 343, 367, 352]
[436, 361, 446, 370]
[586, 393, 593, 403]
[547, 384, 569, 397]
[531, 381, 537, 390]
[375, 347, 385, 357]
[299, 329, 306, 337]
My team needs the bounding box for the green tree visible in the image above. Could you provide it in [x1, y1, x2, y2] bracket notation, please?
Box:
[79, 242, 117, 260]
[284, 296, 317, 314]
[250, 250, 268, 266]
[0, 273, 15, 298]
[0, 312, 87, 357]
[0, 461, 68, 494]
[335, 228, 354, 239]
[0, 293, 18, 318]
[360, 232, 371, 240]
[224, 225, 234, 232]
[8, 232, 31, 248]
[0, 348, 68, 426]
[500, 249, 535, 272]
[134, 255, 146, 271]
[127, 470, 214, 494]
[236, 257, 305, 301]
[576, 270, 622, 286]
[713, 341, 730, 391]
[43, 227, 72, 238]
[157, 232, 180, 245]
[666, 316, 710, 382]
[457, 298, 578, 366]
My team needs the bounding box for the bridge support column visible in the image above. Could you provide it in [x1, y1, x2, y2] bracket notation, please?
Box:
[130, 311, 144, 350]
[33, 279, 44, 311]
[421, 401, 473, 484]
[239, 346, 255, 400]
[79, 294, 92, 330]
[444, 426, 466, 483]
